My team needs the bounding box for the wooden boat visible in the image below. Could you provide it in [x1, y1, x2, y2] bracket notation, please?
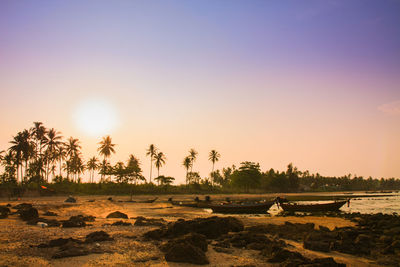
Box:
[279, 200, 348, 212]
[170, 201, 200, 208]
[139, 197, 158, 203]
[208, 201, 275, 214]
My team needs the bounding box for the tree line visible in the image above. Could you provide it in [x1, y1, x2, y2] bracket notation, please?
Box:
[1, 121, 399, 195]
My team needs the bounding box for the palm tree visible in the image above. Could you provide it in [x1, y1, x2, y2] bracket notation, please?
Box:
[208, 150, 221, 173]
[188, 148, 198, 174]
[87, 156, 99, 183]
[154, 152, 166, 184]
[146, 144, 157, 183]
[30, 122, 47, 160]
[98, 136, 116, 181]
[43, 128, 63, 182]
[54, 145, 66, 177]
[182, 156, 192, 185]
[65, 137, 81, 180]
[9, 130, 33, 182]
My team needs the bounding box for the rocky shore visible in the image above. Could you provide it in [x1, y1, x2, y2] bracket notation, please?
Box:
[0, 195, 398, 266]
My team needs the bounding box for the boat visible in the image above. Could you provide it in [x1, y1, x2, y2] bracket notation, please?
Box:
[139, 197, 158, 203]
[208, 201, 275, 214]
[168, 196, 211, 208]
[279, 200, 348, 212]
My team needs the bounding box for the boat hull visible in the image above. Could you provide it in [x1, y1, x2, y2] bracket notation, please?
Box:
[280, 201, 347, 212]
[209, 201, 274, 214]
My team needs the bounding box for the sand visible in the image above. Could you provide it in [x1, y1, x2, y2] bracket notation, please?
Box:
[0, 195, 381, 266]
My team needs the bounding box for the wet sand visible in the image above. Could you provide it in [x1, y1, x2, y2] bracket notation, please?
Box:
[0, 195, 381, 266]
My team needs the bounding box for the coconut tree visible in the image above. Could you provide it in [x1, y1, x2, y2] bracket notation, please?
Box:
[154, 151, 166, 184]
[98, 136, 116, 181]
[43, 128, 63, 182]
[208, 150, 221, 173]
[182, 156, 192, 185]
[146, 144, 157, 183]
[65, 137, 81, 180]
[30, 122, 47, 159]
[87, 156, 99, 183]
[9, 130, 33, 182]
[54, 145, 66, 177]
[188, 148, 198, 174]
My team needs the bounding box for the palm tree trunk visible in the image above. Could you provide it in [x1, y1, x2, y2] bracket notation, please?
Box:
[149, 158, 152, 183]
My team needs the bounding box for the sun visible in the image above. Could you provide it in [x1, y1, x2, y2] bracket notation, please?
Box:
[73, 99, 118, 137]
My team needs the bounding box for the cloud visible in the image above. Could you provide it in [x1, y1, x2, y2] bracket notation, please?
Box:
[378, 101, 400, 115]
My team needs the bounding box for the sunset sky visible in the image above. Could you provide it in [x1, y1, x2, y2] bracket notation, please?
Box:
[1, 0, 399, 183]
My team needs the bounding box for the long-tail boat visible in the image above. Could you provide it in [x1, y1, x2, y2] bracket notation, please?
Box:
[278, 200, 348, 212]
[208, 200, 275, 214]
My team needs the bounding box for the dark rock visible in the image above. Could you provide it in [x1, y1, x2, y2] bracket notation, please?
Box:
[164, 242, 209, 265]
[70, 215, 95, 222]
[107, 197, 113, 201]
[19, 207, 39, 221]
[247, 242, 267, 250]
[65, 197, 77, 203]
[310, 257, 346, 267]
[319, 225, 330, 232]
[106, 211, 128, 219]
[52, 241, 89, 258]
[27, 217, 61, 227]
[268, 248, 306, 263]
[134, 216, 165, 226]
[38, 238, 82, 248]
[43, 211, 58, 216]
[111, 220, 132, 226]
[144, 216, 243, 240]
[0, 206, 10, 218]
[13, 203, 33, 210]
[304, 240, 331, 252]
[213, 246, 233, 254]
[62, 215, 87, 228]
[161, 233, 208, 252]
[85, 231, 114, 243]
[6, 203, 11, 207]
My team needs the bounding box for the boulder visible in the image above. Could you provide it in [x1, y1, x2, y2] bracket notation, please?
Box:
[145, 216, 243, 240]
[134, 216, 165, 226]
[111, 220, 132, 226]
[0, 206, 10, 219]
[52, 241, 89, 258]
[106, 211, 128, 219]
[19, 207, 39, 221]
[38, 238, 82, 248]
[62, 216, 87, 228]
[268, 248, 306, 263]
[13, 203, 33, 210]
[164, 242, 209, 265]
[85, 231, 114, 243]
[161, 233, 208, 252]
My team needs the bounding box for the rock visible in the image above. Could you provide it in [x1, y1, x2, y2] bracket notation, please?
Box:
[43, 211, 58, 216]
[106, 211, 128, 219]
[145, 216, 244, 240]
[27, 218, 61, 227]
[134, 216, 165, 226]
[70, 215, 96, 222]
[165, 242, 209, 265]
[19, 207, 39, 221]
[311, 257, 346, 267]
[65, 197, 77, 203]
[85, 231, 114, 243]
[111, 220, 132, 226]
[13, 203, 33, 210]
[52, 241, 89, 258]
[38, 238, 82, 248]
[268, 248, 306, 263]
[62, 216, 87, 228]
[303, 240, 331, 252]
[319, 225, 330, 232]
[0, 206, 10, 218]
[161, 233, 208, 252]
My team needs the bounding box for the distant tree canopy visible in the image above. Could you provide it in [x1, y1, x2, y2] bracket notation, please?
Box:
[1, 121, 400, 196]
[231, 162, 262, 192]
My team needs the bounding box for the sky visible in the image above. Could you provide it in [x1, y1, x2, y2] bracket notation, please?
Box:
[1, 0, 400, 183]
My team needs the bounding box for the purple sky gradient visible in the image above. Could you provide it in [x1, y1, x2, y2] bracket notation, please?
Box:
[1, 0, 399, 182]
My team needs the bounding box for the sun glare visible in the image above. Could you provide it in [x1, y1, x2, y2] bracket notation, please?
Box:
[74, 99, 118, 137]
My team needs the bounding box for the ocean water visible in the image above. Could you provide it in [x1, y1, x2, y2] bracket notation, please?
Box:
[269, 192, 400, 215]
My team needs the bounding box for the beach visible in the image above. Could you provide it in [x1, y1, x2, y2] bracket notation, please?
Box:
[1, 194, 396, 266]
